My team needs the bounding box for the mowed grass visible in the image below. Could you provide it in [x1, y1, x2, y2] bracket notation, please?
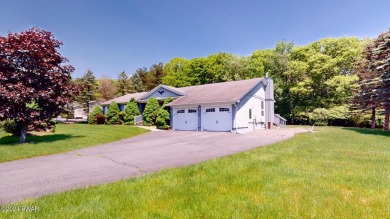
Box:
[0, 124, 149, 163]
[1, 127, 390, 218]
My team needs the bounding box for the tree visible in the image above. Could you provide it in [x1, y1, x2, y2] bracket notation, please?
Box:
[353, 42, 379, 129]
[309, 108, 330, 126]
[88, 106, 103, 124]
[0, 27, 75, 143]
[75, 70, 97, 120]
[117, 71, 131, 96]
[366, 29, 390, 130]
[124, 98, 140, 125]
[130, 68, 146, 92]
[281, 38, 363, 123]
[156, 97, 174, 129]
[105, 101, 121, 124]
[162, 58, 193, 87]
[143, 97, 160, 126]
[97, 78, 116, 101]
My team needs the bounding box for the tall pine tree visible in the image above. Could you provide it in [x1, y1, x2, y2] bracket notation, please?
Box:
[117, 71, 131, 96]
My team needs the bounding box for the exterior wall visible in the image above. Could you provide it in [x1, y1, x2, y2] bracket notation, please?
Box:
[141, 87, 182, 100]
[233, 82, 266, 133]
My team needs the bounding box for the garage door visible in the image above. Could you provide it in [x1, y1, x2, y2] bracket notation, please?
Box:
[173, 108, 198, 131]
[202, 106, 232, 131]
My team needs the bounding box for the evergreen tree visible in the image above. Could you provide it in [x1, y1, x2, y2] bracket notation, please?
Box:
[353, 43, 380, 129]
[117, 71, 131, 96]
[367, 29, 390, 130]
[156, 97, 174, 129]
[88, 106, 103, 124]
[74, 70, 97, 120]
[124, 98, 140, 125]
[106, 101, 121, 124]
[143, 97, 160, 126]
[130, 69, 145, 92]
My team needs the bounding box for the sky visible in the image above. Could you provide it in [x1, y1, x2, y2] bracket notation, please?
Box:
[1, 0, 389, 79]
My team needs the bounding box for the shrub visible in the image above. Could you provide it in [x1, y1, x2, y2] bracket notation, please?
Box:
[156, 97, 173, 129]
[124, 98, 140, 125]
[95, 114, 106, 124]
[60, 113, 74, 119]
[88, 106, 103, 124]
[1, 119, 21, 135]
[309, 108, 330, 126]
[106, 101, 120, 124]
[106, 115, 122, 125]
[156, 110, 170, 129]
[118, 111, 125, 123]
[143, 98, 160, 126]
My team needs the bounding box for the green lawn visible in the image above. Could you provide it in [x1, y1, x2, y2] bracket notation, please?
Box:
[1, 127, 390, 218]
[0, 124, 149, 163]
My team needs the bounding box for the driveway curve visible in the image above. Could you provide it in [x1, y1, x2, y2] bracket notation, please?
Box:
[0, 128, 307, 204]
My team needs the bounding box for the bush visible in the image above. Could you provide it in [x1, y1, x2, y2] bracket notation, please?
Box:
[354, 113, 385, 128]
[156, 109, 170, 129]
[95, 114, 105, 124]
[88, 106, 103, 124]
[1, 119, 21, 135]
[106, 101, 121, 124]
[106, 115, 122, 125]
[118, 111, 125, 123]
[309, 108, 330, 126]
[124, 98, 140, 125]
[143, 98, 160, 126]
[60, 113, 74, 119]
[156, 97, 173, 129]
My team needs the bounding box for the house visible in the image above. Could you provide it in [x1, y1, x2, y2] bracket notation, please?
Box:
[101, 76, 286, 132]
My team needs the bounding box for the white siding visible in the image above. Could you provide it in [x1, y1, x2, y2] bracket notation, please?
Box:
[234, 82, 266, 133]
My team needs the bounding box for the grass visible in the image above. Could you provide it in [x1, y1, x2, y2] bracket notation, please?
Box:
[1, 126, 390, 218]
[0, 124, 149, 163]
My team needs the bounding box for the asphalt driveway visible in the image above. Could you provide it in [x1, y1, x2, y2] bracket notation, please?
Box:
[0, 128, 307, 204]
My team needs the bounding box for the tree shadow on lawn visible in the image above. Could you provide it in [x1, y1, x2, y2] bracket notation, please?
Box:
[342, 127, 390, 137]
[0, 134, 85, 145]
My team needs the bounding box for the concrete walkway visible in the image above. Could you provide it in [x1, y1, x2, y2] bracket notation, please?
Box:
[0, 128, 307, 204]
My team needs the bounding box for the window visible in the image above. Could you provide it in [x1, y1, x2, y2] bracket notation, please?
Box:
[249, 109, 252, 119]
[177, 110, 185, 113]
[219, 108, 230, 112]
[261, 101, 264, 110]
[206, 108, 215, 112]
[261, 110, 264, 117]
[188, 109, 197, 113]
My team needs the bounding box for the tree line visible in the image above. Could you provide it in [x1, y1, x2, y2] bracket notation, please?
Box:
[2, 27, 389, 144]
[78, 36, 385, 128]
[84, 29, 390, 130]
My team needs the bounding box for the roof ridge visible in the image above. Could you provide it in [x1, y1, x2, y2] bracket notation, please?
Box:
[178, 77, 264, 89]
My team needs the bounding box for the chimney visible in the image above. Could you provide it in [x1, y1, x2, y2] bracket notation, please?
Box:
[265, 75, 274, 128]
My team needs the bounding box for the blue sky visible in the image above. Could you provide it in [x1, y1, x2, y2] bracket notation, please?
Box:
[1, 0, 389, 79]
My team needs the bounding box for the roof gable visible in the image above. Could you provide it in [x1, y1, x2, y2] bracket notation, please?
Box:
[139, 85, 186, 101]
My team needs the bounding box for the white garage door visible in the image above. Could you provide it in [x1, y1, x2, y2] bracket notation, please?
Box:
[202, 106, 232, 131]
[173, 108, 198, 131]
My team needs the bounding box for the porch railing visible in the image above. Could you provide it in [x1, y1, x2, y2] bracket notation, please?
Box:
[274, 114, 287, 127]
[134, 115, 143, 125]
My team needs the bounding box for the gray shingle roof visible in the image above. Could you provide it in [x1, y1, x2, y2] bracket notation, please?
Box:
[101, 92, 147, 105]
[168, 78, 266, 107]
[100, 78, 266, 107]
